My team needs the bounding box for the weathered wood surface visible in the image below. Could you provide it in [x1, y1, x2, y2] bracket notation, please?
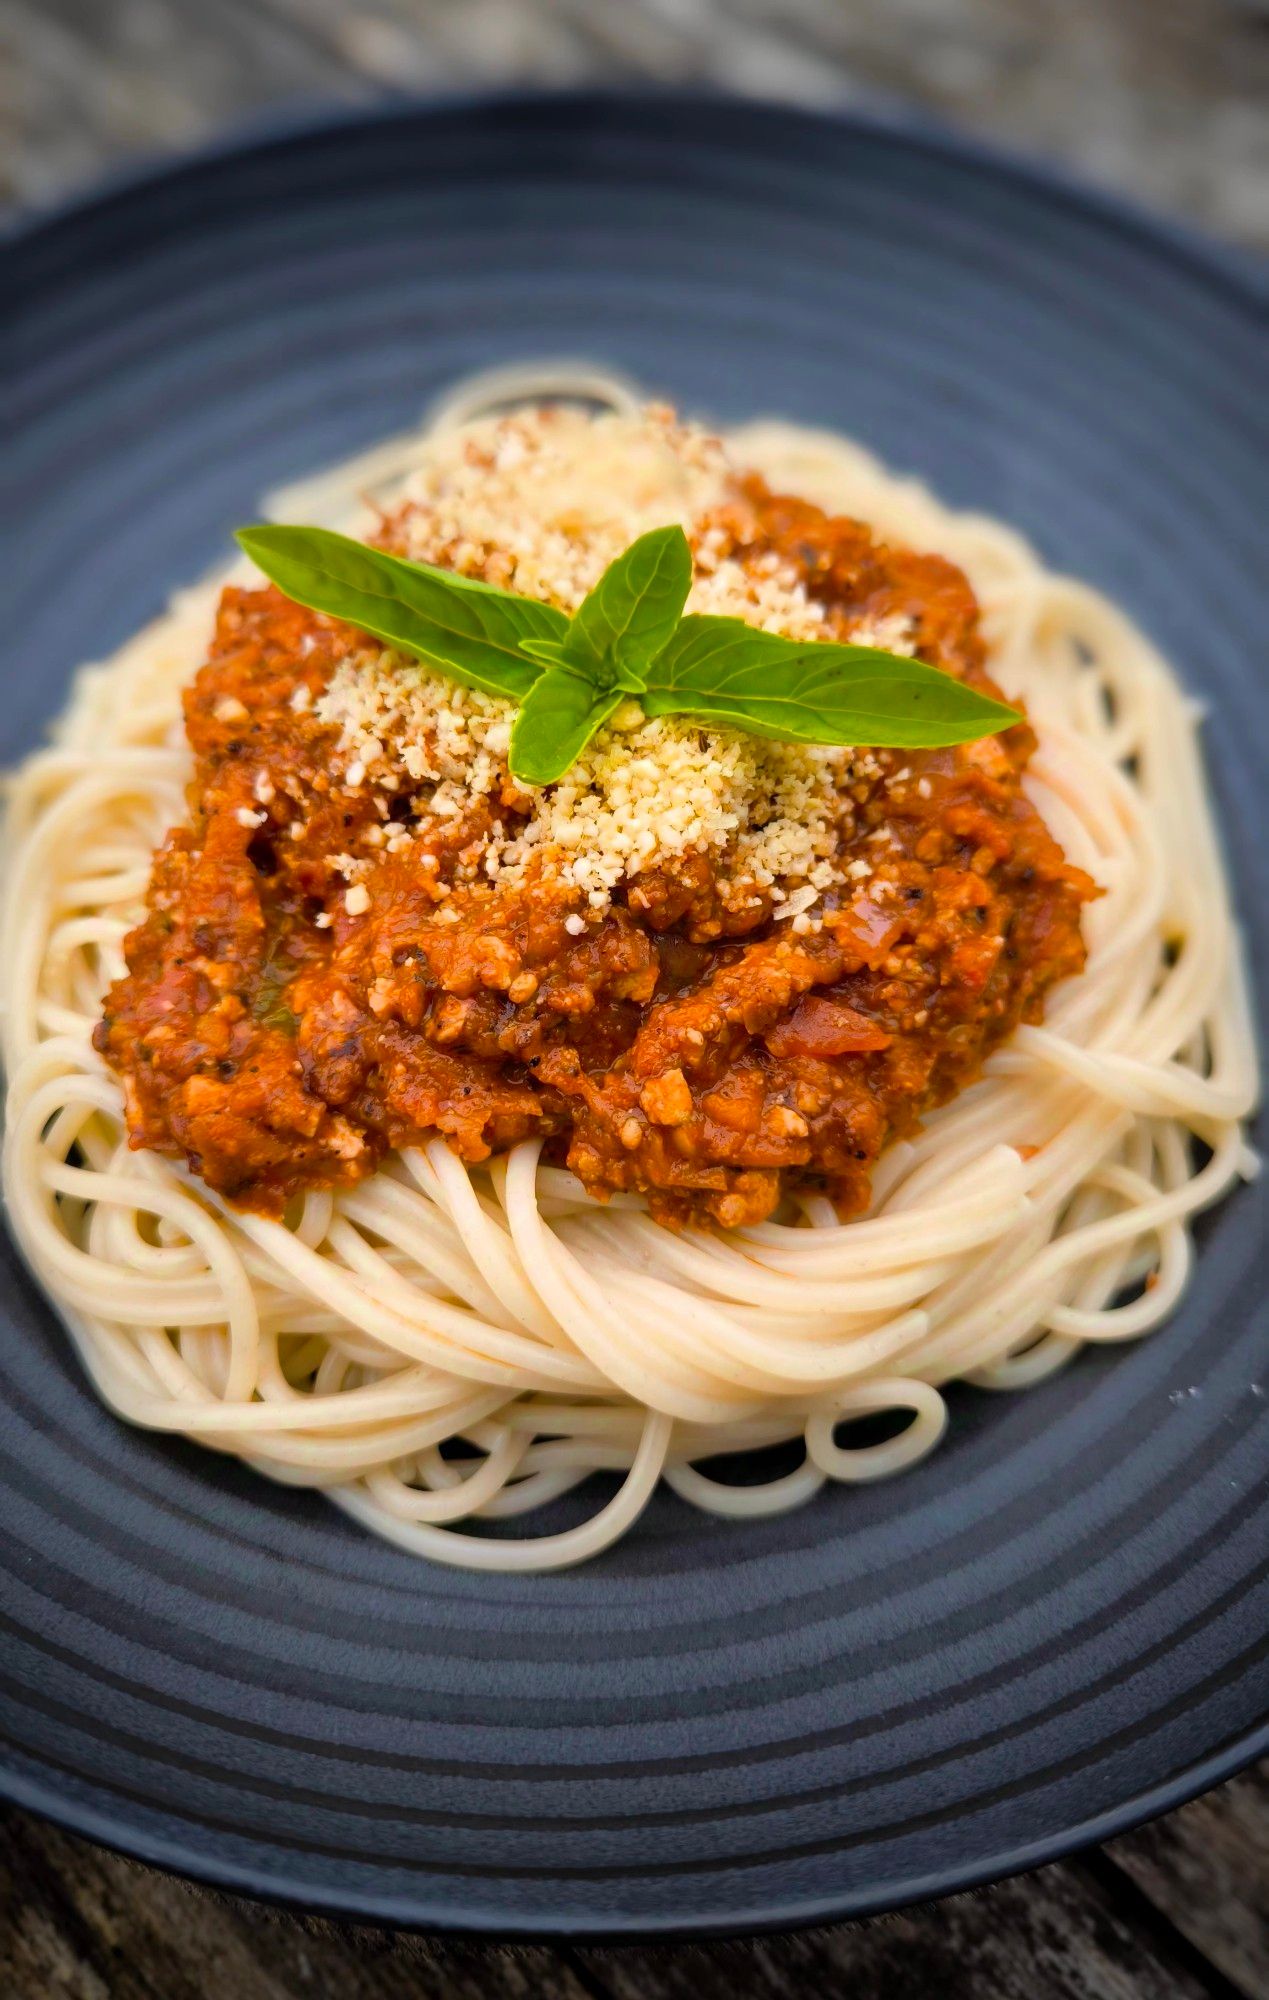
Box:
[3, 4, 1267, 1995]
[6, 0, 1269, 249]
[1, 1800, 1261, 2000]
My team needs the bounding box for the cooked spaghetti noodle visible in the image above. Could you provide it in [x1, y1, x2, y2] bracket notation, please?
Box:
[1, 365, 1257, 1569]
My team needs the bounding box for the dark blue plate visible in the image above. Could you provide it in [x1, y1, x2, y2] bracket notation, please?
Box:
[1, 93, 1266, 1939]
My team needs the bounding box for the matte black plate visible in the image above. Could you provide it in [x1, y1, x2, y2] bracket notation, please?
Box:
[1, 94, 1266, 1939]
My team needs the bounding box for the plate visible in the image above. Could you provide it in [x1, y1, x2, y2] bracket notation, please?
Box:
[1, 93, 1266, 1938]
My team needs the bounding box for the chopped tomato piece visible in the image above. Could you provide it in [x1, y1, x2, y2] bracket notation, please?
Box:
[764, 995, 892, 1060]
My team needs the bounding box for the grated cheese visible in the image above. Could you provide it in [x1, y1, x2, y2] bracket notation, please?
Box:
[313, 405, 916, 917]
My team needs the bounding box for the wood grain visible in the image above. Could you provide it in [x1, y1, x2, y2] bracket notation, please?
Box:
[2, 3, 1266, 1995]
[6, 0, 1269, 248]
[1105, 1763, 1269, 1997]
[0, 1805, 1253, 2000]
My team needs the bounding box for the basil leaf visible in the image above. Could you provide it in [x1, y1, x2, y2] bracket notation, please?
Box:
[236, 526, 565, 701]
[508, 667, 625, 787]
[642, 617, 1020, 746]
[559, 525, 692, 690]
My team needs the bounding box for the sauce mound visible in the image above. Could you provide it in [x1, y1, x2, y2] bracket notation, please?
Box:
[96, 414, 1091, 1229]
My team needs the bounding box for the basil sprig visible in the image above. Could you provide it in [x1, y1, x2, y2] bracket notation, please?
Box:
[237, 522, 1020, 784]
[509, 526, 697, 783]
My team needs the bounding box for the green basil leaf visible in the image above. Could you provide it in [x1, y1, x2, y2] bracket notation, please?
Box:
[508, 667, 625, 787]
[236, 525, 566, 701]
[559, 525, 692, 690]
[642, 616, 1021, 746]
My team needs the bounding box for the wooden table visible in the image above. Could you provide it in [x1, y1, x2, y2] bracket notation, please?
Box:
[3, 6, 1267, 1995]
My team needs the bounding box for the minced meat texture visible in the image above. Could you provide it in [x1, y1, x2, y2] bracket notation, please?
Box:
[95, 482, 1093, 1229]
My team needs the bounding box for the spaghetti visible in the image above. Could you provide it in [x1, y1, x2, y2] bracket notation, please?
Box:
[1, 366, 1258, 1569]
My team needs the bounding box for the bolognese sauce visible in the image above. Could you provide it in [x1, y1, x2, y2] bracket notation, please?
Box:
[96, 463, 1092, 1229]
